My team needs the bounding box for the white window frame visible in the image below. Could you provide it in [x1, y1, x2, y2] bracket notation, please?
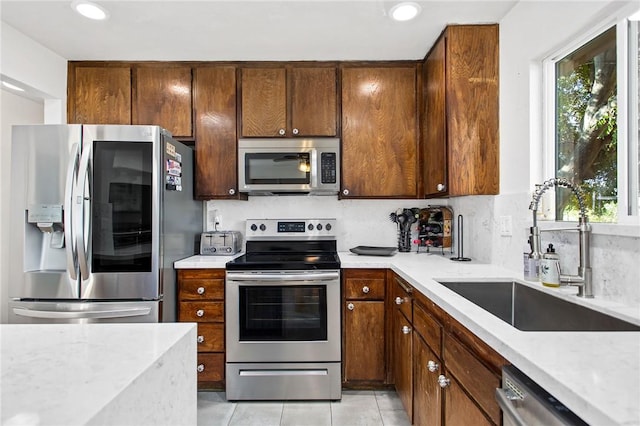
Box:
[541, 4, 640, 237]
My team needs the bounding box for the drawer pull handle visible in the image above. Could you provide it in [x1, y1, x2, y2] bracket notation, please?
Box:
[196, 309, 204, 317]
[197, 287, 205, 295]
[362, 286, 370, 294]
[197, 335, 204, 343]
[197, 364, 205, 373]
[438, 374, 450, 388]
[402, 325, 411, 334]
[347, 303, 355, 311]
[427, 360, 439, 372]
[395, 297, 403, 305]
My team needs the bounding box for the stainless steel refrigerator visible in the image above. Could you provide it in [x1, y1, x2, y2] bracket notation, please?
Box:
[8, 124, 202, 323]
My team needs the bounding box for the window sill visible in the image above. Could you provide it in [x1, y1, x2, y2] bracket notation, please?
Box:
[538, 220, 640, 238]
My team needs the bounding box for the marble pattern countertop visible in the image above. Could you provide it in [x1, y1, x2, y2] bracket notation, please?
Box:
[175, 252, 640, 425]
[1, 323, 197, 426]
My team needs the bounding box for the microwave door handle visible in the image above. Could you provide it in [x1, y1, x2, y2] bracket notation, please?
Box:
[64, 143, 80, 280]
[76, 143, 91, 281]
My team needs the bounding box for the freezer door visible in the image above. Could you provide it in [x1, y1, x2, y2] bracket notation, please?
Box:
[79, 125, 161, 300]
[9, 125, 82, 299]
[9, 300, 159, 324]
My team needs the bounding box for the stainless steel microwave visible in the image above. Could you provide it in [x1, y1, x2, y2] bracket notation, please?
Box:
[238, 138, 340, 195]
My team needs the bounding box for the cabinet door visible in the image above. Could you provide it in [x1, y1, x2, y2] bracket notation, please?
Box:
[241, 68, 287, 137]
[289, 67, 337, 136]
[444, 376, 493, 426]
[343, 300, 385, 382]
[70, 66, 131, 125]
[341, 67, 418, 198]
[394, 308, 413, 420]
[133, 66, 193, 138]
[414, 334, 442, 426]
[423, 36, 448, 197]
[193, 66, 239, 199]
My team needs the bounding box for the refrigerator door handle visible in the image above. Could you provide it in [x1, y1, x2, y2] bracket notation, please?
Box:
[65, 143, 80, 280]
[76, 143, 91, 281]
[12, 307, 152, 320]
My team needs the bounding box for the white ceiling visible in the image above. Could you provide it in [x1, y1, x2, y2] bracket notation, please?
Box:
[0, 0, 518, 61]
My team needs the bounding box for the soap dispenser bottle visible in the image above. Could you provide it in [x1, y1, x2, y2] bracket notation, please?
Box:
[540, 243, 561, 287]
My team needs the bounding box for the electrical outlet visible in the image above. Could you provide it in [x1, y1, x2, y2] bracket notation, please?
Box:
[499, 215, 513, 237]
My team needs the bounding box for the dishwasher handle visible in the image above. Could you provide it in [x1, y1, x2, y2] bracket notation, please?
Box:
[495, 387, 527, 426]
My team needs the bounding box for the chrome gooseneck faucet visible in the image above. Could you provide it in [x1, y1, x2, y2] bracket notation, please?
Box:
[528, 178, 593, 298]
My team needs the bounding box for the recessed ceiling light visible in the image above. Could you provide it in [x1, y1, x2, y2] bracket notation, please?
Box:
[389, 2, 421, 22]
[71, 0, 109, 21]
[2, 81, 25, 92]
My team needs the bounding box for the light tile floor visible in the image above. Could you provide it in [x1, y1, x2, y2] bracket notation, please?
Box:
[198, 390, 411, 426]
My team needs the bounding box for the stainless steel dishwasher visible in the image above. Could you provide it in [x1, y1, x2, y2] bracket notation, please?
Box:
[496, 365, 588, 426]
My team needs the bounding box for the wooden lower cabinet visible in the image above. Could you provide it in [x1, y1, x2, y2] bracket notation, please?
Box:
[177, 269, 225, 390]
[390, 272, 506, 425]
[342, 269, 387, 386]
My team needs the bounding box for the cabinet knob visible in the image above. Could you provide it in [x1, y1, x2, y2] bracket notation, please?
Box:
[197, 364, 205, 373]
[278, 129, 286, 136]
[395, 296, 403, 305]
[401, 325, 411, 334]
[438, 374, 450, 388]
[342, 189, 350, 196]
[228, 188, 236, 195]
[196, 309, 204, 317]
[197, 335, 204, 343]
[347, 303, 355, 311]
[362, 286, 370, 294]
[427, 360, 439, 372]
[197, 287, 205, 295]
[292, 128, 299, 135]
[436, 183, 446, 192]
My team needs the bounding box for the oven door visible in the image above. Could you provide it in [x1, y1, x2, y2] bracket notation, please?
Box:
[226, 270, 341, 363]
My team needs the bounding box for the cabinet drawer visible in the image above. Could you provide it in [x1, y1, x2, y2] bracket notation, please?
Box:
[179, 279, 224, 300]
[413, 302, 442, 357]
[179, 301, 224, 322]
[345, 278, 385, 300]
[196, 323, 224, 352]
[197, 353, 224, 382]
[444, 334, 500, 424]
[179, 269, 225, 280]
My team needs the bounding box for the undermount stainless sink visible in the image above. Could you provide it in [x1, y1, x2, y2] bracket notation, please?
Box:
[437, 280, 640, 332]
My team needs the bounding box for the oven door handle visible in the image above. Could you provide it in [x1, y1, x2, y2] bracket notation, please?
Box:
[226, 271, 340, 282]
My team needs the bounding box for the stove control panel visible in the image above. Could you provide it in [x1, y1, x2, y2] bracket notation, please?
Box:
[246, 219, 337, 240]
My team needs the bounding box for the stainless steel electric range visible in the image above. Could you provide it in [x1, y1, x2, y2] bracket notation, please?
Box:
[225, 218, 341, 401]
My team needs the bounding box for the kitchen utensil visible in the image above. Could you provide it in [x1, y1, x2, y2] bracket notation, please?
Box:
[350, 246, 398, 256]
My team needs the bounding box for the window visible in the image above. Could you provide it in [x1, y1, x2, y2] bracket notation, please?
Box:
[546, 10, 639, 224]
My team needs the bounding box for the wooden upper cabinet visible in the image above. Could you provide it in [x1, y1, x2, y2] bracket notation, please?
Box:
[241, 66, 337, 137]
[422, 24, 499, 197]
[341, 66, 418, 198]
[68, 65, 131, 124]
[193, 66, 239, 199]
[133, 66, 193, 138]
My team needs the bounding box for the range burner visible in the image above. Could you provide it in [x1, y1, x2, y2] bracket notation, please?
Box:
[225, 218, 340, 271]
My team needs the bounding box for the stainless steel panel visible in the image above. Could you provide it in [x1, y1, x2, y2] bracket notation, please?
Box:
[226, 362, 341, 401]
[80, 125, 162, 301]
[225, 271, 341, 363]
[8, 300, 159, 324]
[9, 125, 82, 300]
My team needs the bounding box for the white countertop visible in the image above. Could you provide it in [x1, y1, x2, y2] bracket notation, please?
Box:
[1, 323, 197, 426]
[176, 251, 640, 425]
[175, 254, 241, 269]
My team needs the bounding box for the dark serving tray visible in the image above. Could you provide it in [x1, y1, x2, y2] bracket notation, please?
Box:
[349, 246, 398, 256]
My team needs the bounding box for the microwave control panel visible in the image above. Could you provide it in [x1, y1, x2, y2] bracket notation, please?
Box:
[320, 152, 337, 184]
